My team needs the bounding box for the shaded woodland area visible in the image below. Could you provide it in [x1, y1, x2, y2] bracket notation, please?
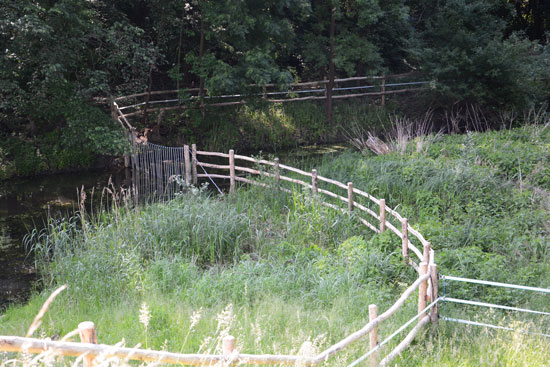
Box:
[1, 0, 549, 178]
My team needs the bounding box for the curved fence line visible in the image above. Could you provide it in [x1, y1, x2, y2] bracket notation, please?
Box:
[0, 98, 439, 366]
[128, 141, 439, 366]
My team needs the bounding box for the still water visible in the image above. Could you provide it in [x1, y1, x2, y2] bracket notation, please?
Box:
[0, 169, 131, 310]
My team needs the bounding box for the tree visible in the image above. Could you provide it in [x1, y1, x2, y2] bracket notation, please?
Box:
[0, 0, 157, 157]
[411, 0, 547, 108]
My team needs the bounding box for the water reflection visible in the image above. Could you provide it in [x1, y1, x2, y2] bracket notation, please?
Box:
[0, 169, 131, 310]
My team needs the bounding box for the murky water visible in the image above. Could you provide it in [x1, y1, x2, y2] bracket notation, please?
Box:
[0, 169, 132, 310]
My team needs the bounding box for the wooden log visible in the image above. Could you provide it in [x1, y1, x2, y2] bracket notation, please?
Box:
[317, 175, 348, 191]
[196, 151, 230, 158]
[347, 182, 354, 213]
[379, 316, 430, 367]
[353, 187, 381, 205]
[418, 262, 428, 317]
[369, 305, 378, 367]
[266, 88, 425, 103]
[401, 218, 409, 260]
[0, 336, 313, 366]
[196, 162, 230, 170]
[274, 158, 280, 188]
[407, 226, 430, 247]
[312, 169, 318, 195]
[78, 322, 97, 367]
[423, 242, 431, 265]
[184, 145, 191, 185]
[229, 150, 235, 194]
[385, 221, 402, 238]
[430, 264, 439, 325]
[423, 242, 432, 302]
[234, 166, 262, 175]
[278, 164, 311, 178]
[280, 175, 310, 188]
[233, 154, 275, 166]
[314, 272, 429, 363]
[223, 335, 235, 355]
[191, 144, 197, 185]
[379, 199, 386, 233]
[407, 241, 424, 262]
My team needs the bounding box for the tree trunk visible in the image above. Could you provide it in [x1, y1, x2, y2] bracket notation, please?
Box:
[326, 6, 336, 124]
[198, 13, 206, 119]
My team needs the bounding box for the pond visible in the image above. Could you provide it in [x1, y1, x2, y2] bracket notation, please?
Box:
[0, 168, 132, 310]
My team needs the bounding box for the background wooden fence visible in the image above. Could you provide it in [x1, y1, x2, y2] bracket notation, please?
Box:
[111, 73, 429, 122]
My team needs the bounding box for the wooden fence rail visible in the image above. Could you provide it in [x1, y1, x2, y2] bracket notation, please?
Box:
[0, 272, 433, 366]
[110, 74, 428, 124]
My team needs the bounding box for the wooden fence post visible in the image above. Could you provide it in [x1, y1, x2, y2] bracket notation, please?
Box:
[274, 158, 280, 189]
[110, 100, 118, 121]
[423, 242, 431, 265]
[379, 199, 386, 233]
[191, 144, 197, 185]
[229, 149, 235, 194]
[369, 304, 378, 367]
[184, 145, 191, 185]
[430, 264, 439, 325]
[347, 182, 354, 213]
[381, 76, 386, 106]
[418, 262, 428, 317]
[312, 169, 318, 195]
[401, 218, 409, 260]
[223, 335, 235, 355]
[78, 322, 97, 367]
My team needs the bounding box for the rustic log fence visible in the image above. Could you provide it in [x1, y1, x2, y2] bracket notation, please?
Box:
[110, 73, 428, 121]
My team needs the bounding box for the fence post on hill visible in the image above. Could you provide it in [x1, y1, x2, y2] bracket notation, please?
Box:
[184, 145, 191, 185]
[369, 304, 379, 367]
[274, 158, 280, 189]
[312, 169, 318, 195]
[430, 264, 439, 325]
[418, 262, 428, 317]
[191, 144, 197, 185]
[379, 199, 386, 232]
[401, 218, 409, 260]
[223, 335, 235, 355]
[229, 149, 235, 194]
[78, 322, 97, 367]
[347, 182, 354, 213]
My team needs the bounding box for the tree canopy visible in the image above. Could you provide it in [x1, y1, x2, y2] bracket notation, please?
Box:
[0, 0, 548, 174]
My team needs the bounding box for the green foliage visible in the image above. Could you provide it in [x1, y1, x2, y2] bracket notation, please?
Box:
[412, 0, 548, 108]
[317, 125, 550, 302]
[0, 0, 156, 178]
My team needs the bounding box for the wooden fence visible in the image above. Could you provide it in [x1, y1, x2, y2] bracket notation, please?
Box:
[111, 73, 428, 121]
[1, 143, 439, 367]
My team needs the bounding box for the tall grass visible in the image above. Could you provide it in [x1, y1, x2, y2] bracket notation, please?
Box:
[3, 122, 550, 365]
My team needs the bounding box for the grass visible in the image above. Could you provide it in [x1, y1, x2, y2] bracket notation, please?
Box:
[2, 117, 550, 365]
[1, 184, 417, 366]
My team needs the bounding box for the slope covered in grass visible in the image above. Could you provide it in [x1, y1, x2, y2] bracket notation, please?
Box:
[2, 123, 550, 365]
